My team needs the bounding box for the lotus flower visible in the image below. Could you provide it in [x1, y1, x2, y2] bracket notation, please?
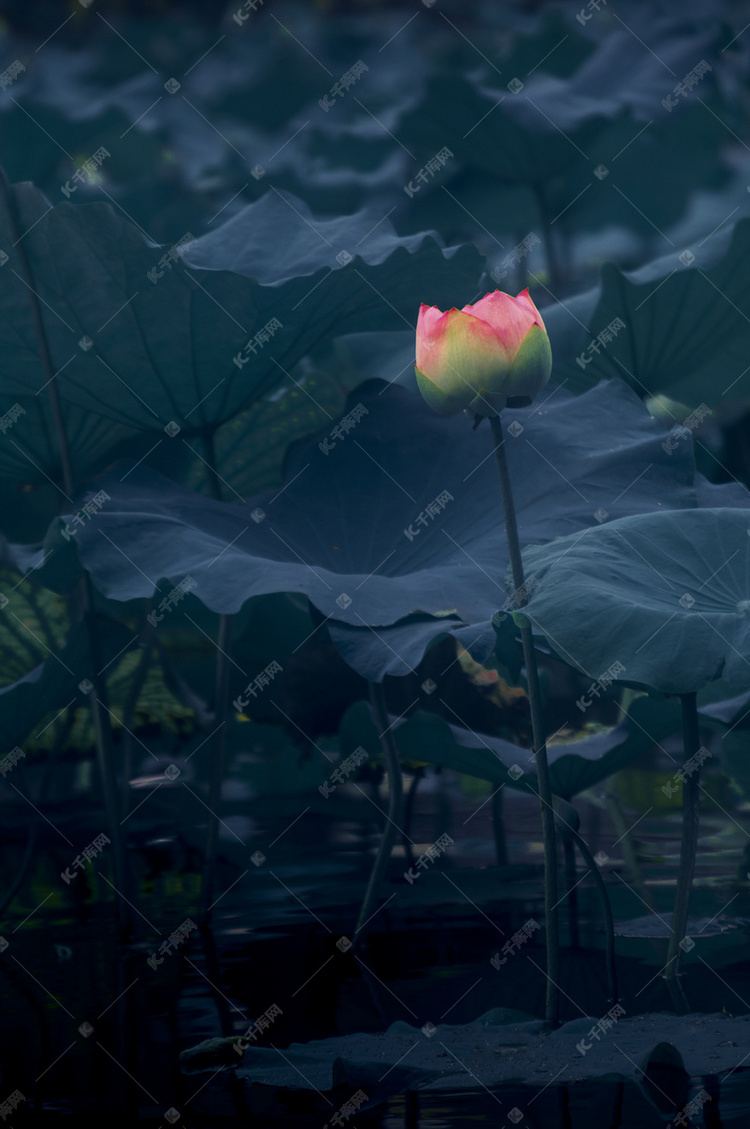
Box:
[415, 289, 552, 416]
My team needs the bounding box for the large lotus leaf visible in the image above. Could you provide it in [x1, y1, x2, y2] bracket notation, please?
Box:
[690, 678, 750, 798]
[0, 613, 135, 750]
[54, 647, 194, 754]
[0, 93, 167, 194]
[5, 37, 253, 185]
[504, 13, 717, 130]
[182, 1011, 750, 1095]
[557, 103, 730, 242]
[318, 329, 416, 393]
[0, 565, 70, 686]
[0, 483, 73, 546]
[719, 726, 750, 803]
[329, 448, 750, 683]
[183, 371, 347, 499]
[3, 31, 410, 217]
[554, 218, 750, 408]
[339, 700, 632, 799]
[397, 73, 608, 186]
[0, 181, 482, 436]
[488, 10, 593, 80]
[0, 393, 133, 487]
[520, 508, 750, 696]
[544, 685, 744, 799]
[229, 593, 318, 674]
[259, 18, 584, 217]
[341, 659, 750, 803]
[396, 14, 717, 186]
[339, 683, 740, 801]
[64, 379, 742, 650]
[328, 615, 500, 682]
[180, 189, 451, 283]
[0, 44, 227, 236]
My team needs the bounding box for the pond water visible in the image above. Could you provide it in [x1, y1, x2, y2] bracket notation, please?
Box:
[3, 773, 750, 1126]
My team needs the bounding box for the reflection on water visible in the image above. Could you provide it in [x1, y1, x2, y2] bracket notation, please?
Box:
[1, 783, 750, 1124]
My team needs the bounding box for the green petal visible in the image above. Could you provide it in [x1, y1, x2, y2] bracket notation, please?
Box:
[507, 324, 552, 400]
[415, 365, 473, 416]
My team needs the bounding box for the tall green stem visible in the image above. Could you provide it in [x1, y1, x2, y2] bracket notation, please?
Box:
[491, 785, 508, 867]
[354, 682, 404, 939]
[664, 692, 701, 1014]
[490, 412, 559, 1026]
[402, 767, 422, 869]
[533, 182, 564, 295]
[200, 431, 233, 921]
[604, 777, 654, 912]
[120, 626, 155, 822]
[0, 168, 131, 940]
[563, 835, 579, 948]
[570, 826, 618, 1005]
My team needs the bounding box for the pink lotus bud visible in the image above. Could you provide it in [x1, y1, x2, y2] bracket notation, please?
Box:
[415, 289, 552, 416]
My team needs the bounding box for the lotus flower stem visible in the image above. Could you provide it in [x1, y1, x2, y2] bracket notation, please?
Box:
[0, 711, 74, 921]
[553, 796, 618, 1005]
[533, 183, 564, 295]
[490, 412, 559, 1026]
[402, 767, 423, 869]
[492, 786, 509, 866]
[120, 626, 155, 822]
[570, 827, 618, 1006]
[199, 613, 233, 917]
[200, 430, 234, 921]
[354, 682, 404, 940]
[563, 835, 580, 948]
[664, 691, 701, 1014]
[604, 779, 655, 912]
[0, 167, 132, 940]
